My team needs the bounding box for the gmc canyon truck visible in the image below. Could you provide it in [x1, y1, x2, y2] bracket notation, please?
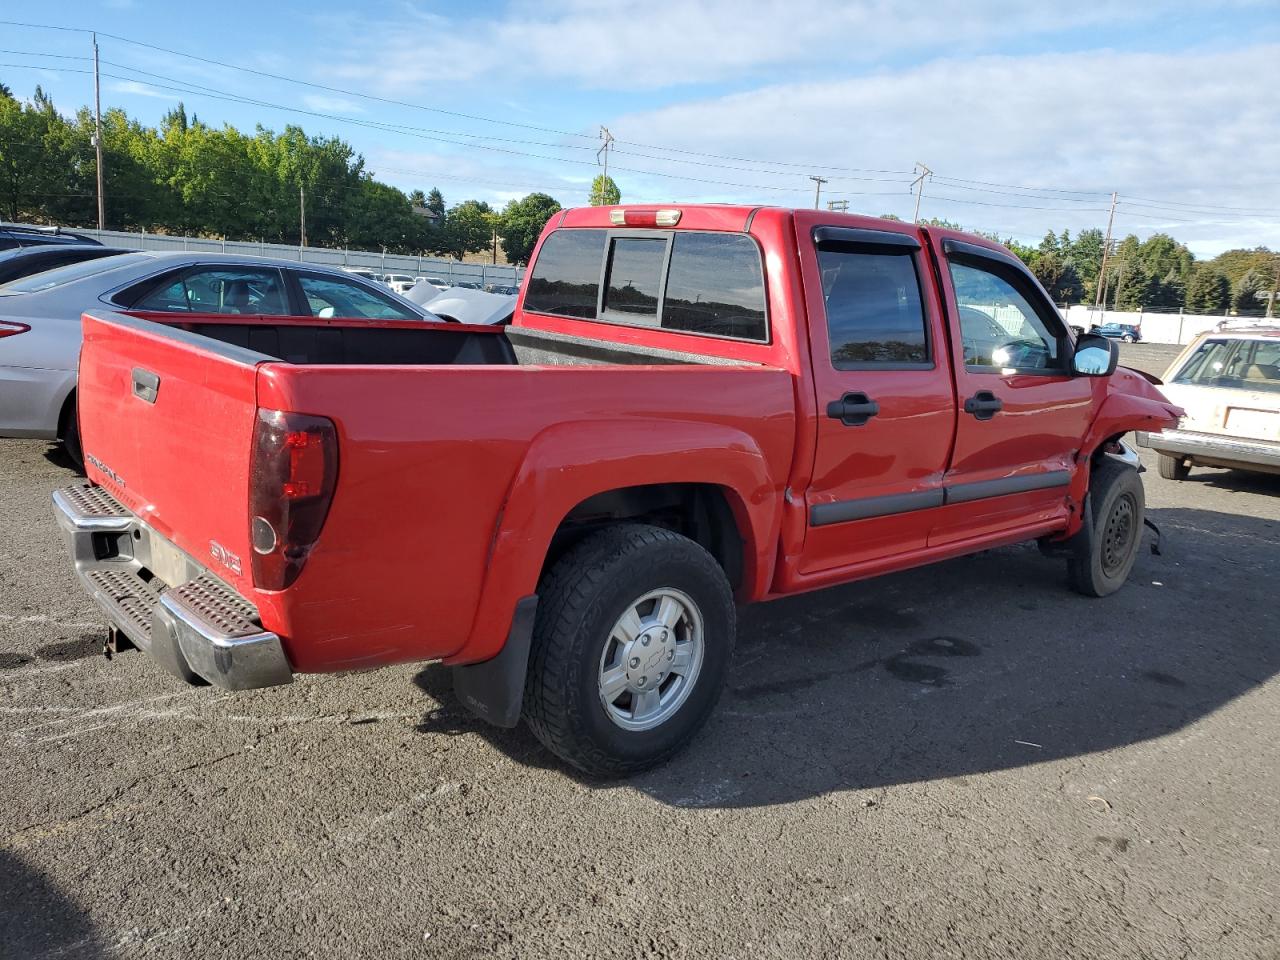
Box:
[53, 205, 1182, 776]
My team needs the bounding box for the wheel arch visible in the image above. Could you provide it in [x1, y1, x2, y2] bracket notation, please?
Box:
[455, 418, 784, 665]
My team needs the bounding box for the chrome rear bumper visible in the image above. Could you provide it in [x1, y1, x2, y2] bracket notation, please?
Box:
[52, 484, 292, 690]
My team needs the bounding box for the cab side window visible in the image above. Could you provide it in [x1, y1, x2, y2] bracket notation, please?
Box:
[818, 248, 929, 366]
[948, 260, 1062, 372]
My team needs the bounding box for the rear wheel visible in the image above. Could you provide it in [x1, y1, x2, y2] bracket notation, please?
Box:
[1067, 459, 1145, 597]
[1158, 453, 1190, 481]
[523, 523, 735, 777]
[60, 396, 83, 469]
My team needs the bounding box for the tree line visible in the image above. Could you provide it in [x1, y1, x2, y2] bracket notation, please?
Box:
[897, 216, 1277, 316]
[0, 81, 573, 264]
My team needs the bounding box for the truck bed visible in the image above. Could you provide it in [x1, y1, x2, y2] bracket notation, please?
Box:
[74, 310, 796, 677]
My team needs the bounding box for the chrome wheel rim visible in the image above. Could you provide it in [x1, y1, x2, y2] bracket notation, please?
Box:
[1101, 493, 1137, 577]
[597, 588, 704, 732]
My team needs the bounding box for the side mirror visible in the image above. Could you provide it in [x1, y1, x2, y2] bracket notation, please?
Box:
[1071, 334, 1118, 377]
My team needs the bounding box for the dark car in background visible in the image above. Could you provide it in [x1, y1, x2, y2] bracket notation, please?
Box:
[1093, 322, 1142, 342]
[0, 245, 130, 286]
[0, 224, 103, 251]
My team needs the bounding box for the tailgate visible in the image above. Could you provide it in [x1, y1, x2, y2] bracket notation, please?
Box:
[78, 310, 266, 595]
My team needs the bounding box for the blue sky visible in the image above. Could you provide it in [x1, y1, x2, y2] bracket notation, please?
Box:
[3, 0, 1279, 256]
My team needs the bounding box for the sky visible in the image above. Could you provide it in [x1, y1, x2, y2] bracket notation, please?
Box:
[2, 0, 1279, 257]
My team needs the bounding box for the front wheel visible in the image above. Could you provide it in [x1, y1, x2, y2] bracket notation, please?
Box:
[1067, 459, 1146, 597]
[523, 523, 735, 777]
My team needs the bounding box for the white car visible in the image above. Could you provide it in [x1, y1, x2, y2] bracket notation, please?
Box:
[1136, 326, 1280, 478]
[417, 276, 450, 292]
[382, 273, 418, 294]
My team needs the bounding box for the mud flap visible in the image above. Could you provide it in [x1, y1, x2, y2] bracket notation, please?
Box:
[452, 595, 538, 728]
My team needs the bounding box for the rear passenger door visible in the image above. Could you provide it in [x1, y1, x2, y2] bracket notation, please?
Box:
[797, 220, 957, 573]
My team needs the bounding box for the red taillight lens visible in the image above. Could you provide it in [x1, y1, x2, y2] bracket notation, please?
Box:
[249, 409, 338, 590]
[0, 320, 31, 339]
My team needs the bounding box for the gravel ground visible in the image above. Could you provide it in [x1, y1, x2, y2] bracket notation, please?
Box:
[2, 343, 1278, 959]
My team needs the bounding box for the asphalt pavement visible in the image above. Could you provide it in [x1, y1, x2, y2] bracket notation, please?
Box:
[2, 343, 1278, 959]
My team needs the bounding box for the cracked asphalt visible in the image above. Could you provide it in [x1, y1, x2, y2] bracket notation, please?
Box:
[2, 344, 1278, 959]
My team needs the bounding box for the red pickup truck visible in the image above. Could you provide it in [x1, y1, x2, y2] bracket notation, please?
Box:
[54, 205, 1181, 775]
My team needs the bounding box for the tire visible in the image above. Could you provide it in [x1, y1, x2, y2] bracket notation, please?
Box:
[60, 399, 83, 469]
[1157, 453, 1190, 481]
[523, 523, 735, 777]
[1122, 334, 1135, 343]
[1067, 459, 1145, 598]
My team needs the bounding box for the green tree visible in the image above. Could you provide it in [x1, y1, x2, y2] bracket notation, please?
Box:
[589, 174, 620, 206]
[0, 80, 13, 100]
[435, 199, 493, 258]
[1037, 230, 1060, 256]
[425, 187, 445, 217]
[1185, 267, 1231, 314]
[499, 192, 563, 265]
[408, 189, 426, 207]
[1234, 268, 1268, 316]
[1071, 228, 1106, 300]
[1031, 251, 1084, 304]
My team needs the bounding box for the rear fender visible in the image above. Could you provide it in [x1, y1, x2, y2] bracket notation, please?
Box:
[1058, 368, 1183, 538]
[454, 418, 783, 664]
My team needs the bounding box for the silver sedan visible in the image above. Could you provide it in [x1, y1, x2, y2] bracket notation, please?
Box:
[0, 252, 440, 460]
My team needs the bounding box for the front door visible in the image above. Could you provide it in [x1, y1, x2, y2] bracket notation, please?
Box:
[927, 236, 1095, 546]
[797, 219, 956, 574]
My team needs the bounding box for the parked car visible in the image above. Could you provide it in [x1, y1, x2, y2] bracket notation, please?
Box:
[452, 280, 483, 290]
[1136, 326, 1280, 478]
[341, 268, 384, 283]
[417, 285, 517, 324]
[1094, 322, 1141, 342]
[417, 276, 450, 291]
[53, 205, 1181, 776]
[0, 223, 102, 251]
[0, 252, 440, 462]
[381, 273, 417, 294]
[486, 284, 520, 296]
[0, 245, 130, 286]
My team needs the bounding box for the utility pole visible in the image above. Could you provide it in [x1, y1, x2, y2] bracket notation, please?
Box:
[299, 183, 306, 249]
[92, 33, 105, 230]
[596, 126, 615, 201]
[1267, 253, 1279, 320]
[1094, 191, 1118, 310]
[809, 175, 828, 210]
[910, 162, 932, 222]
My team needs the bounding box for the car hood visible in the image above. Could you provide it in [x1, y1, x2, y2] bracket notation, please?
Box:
[411, 285, 516, 325]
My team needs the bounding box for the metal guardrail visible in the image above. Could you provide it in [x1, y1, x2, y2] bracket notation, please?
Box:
[22, 225, 524, 285]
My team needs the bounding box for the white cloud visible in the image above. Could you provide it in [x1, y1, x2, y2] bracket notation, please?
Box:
[301, 94, 364, 114]
[604, 45, 1280, 255]
[330, 0, 1264, 92]
[107, 80, 179, 101]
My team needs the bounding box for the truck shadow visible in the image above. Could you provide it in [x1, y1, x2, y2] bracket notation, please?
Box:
[0, 850, 105, 958]
[1176, 467, 1280, 496]
[415, 504, 1280, 808]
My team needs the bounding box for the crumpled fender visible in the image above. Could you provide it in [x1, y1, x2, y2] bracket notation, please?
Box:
[453, 418, 783, 664]
[1060, 366, 1184, 537]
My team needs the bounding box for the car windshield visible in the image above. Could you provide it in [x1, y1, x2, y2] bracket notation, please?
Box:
[1, 252, 150, 293]
[1173, 337, 1280, 393]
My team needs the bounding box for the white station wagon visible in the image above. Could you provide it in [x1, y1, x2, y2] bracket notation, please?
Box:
[1137, 325, 1280, 479]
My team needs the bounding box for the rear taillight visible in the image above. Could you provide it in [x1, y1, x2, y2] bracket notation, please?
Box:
[249, 409, 338, 590]
[0, 320, 30, 338]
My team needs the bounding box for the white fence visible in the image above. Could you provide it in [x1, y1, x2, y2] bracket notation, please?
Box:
[53, 226, 524, 286]
[1064, 305, 1247, 345]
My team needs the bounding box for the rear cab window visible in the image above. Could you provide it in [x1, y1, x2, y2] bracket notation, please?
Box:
[524, 228, 768, 343]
